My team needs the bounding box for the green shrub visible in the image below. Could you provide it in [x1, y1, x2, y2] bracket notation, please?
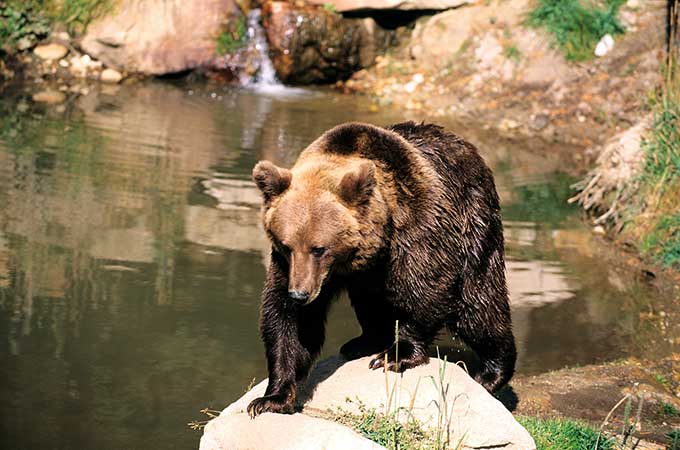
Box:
[0, 2, 49, 52]
[527, 0, 625, 61]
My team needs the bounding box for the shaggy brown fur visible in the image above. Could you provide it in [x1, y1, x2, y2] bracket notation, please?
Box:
[247, 121, 516, 418]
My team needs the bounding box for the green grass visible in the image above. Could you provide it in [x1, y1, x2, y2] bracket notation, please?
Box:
[330, 404, 437, 450]
[668, 429, 680, 450]
[636, 59, 680, 269]
[517, 416, 615, 450]
[527, 0, 625, 61]
[661, 402, 679, 418]
[504, 43, 522, 62]
[216, 15, 247, 55]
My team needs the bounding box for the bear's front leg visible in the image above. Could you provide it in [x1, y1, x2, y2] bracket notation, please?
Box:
[368, 320, 433, 372]
[247, 253, 331, 418]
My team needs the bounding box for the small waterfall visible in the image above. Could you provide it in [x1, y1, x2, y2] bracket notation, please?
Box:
[244, 9, 283, 91]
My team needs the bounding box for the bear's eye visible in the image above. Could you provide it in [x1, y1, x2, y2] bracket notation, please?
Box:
[310, 247, 326, 257]
[275, 240, 291, 255]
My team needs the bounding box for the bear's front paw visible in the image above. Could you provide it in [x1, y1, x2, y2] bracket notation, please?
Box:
[247, 394, 295, 418]
[368, 342, 429, 372]
[340, 335, 391, 360]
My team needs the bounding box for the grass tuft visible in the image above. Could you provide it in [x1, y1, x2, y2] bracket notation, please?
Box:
[216, 15, 247, 55]
[636, 53, 680, 269]
[332, 404, 432, 450]
[527, 0, 625, 61]
[517, 416, 615, 450]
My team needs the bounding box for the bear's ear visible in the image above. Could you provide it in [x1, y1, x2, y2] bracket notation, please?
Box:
[339, 161, 375, 206]
[252, 160, 292, 203]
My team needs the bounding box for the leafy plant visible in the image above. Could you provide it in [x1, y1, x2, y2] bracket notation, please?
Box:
[660, 402, 679, 417]
[0, 1, 50, 52]
[216, 15, 247, 55]
[527, 0, 625, 61]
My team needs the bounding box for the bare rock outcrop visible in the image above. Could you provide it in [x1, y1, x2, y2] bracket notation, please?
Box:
[81, 0, 242, 75]
[201, 355, 536, 450]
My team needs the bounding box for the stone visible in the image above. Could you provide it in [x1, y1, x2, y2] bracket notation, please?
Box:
[204, 356, 536, 450]
[100, 68, 123, 83]
[200, 412, 386, 450]
[81, 0, 243, 75]
[595, 34, 615, 57]
[261, 1, 395, 84]
[32, 90, 66, 104]
[307, 0, 472, 12]
[33, 43, 68, 61]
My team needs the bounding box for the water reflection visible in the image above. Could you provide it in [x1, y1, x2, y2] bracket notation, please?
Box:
[0, 82, 675, 450]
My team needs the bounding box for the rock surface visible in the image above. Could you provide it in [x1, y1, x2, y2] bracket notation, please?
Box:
[201, 411, 386, 450]
[262, 1, 394, 84]
[307, 0, 472, 12]
[201, 356, 536, 450]
[81, 0, 242, 75]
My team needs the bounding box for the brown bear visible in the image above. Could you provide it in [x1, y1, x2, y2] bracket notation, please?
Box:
[247, 121, 516, 417]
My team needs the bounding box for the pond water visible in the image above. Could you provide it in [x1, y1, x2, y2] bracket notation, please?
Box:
[0, 81, 675, 449]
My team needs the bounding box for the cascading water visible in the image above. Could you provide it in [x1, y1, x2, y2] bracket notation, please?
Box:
[245, 9, 280, 89]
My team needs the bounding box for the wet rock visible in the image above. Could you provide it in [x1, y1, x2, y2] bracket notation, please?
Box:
[307, 0, 471, 12]
[33, 43, 68, 61]
[201, 412, 385, 450]
[81, 0, 243, 75]
[262, 1, 394, 84]
[69, 54, 103, 78]
[100, 68, 123, 83]
[205, 355, 536, 450]
[32, 90, 66, 104]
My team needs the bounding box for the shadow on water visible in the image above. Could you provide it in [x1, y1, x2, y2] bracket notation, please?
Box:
[0, 80, 676, 449]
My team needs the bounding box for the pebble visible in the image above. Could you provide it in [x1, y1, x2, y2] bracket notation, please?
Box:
[32, 90, 66, 104]
[33, 43, 68, 61]
[100, 68, 123, 83]
[593, 225, 606, 235]
[595, 34, 614, 57]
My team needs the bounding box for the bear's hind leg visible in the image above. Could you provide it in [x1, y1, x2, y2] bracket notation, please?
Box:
[457, 250, 517, 393]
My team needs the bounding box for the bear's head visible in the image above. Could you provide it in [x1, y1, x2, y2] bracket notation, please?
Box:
[252, 157, 382, 305]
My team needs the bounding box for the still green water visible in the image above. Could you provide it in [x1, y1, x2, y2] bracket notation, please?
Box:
[0, 81, 674, 449]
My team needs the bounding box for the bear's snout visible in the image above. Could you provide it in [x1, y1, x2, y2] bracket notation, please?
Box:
[288, 290, 310, 304]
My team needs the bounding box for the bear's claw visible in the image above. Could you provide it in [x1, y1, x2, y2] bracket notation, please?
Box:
[247, 394, 294, 418]
[368, 344, 429, 373]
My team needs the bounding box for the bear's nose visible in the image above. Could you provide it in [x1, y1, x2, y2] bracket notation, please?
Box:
[288, 290, 310, 303]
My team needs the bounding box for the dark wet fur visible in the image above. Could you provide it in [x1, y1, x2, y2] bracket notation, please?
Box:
[247, 121, 517, 417]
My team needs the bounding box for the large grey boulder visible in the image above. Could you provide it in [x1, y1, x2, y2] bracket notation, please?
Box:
[201, 356, 536, 450]
[81, 0, 242, 75]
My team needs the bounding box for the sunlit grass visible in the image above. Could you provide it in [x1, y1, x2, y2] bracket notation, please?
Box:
[517, 416, 615, 450]
[527, 0, 625, 61]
